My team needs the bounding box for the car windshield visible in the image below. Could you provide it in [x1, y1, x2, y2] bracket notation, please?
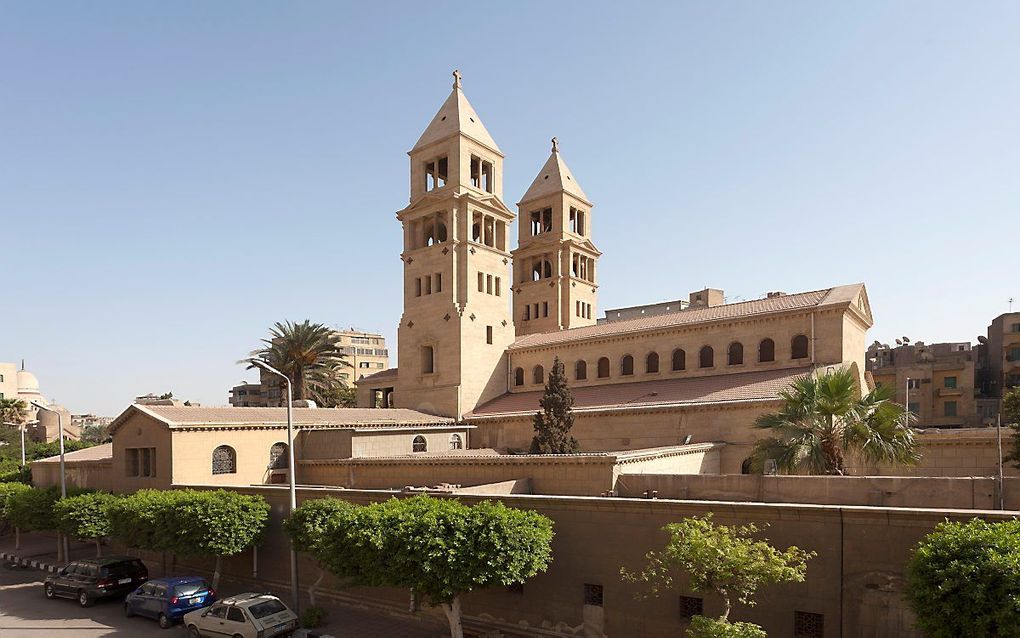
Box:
[173, 580, 212, 597]
[248, 599, 287, 619]
[101, 560, 145, 578]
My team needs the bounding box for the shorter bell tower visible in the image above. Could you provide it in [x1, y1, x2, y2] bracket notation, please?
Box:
[512, 138, 600, 336]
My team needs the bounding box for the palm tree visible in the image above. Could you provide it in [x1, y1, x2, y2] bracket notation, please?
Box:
[0, 398, 28, 426]
[247, 320, 351, 405]
[748, 367, 919, 475]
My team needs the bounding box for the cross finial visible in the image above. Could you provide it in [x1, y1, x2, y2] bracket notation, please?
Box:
[452, 69, 462, 89]
[551, 136, 559, 153]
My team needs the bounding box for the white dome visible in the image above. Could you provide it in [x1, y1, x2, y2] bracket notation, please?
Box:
[17, 370, 40, 393]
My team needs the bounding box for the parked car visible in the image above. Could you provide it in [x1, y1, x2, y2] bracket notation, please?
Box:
[124, 576, 216, 628]
[43, 556, 148, 607]
[183, 592, 299, 638]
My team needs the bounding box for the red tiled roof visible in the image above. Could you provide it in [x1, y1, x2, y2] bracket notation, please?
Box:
[466, 367, 811, 418]
[510, 284, 864, 350]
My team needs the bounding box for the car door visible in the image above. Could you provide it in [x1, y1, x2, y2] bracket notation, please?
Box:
[150, 583, 169, 618]
[54, 563, 79, 596]
[201, 605, 229, 636]
[133, 582, 156, 618]
[225, 606, 253, 638]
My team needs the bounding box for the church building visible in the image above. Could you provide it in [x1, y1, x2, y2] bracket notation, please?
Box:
[357, 71, 874, 472]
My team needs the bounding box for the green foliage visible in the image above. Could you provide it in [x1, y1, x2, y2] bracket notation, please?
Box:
[310, 495, 554, 605]
[108, 489, 180, 552]
[530, 357, 580, 454]
[622, 514, 812, 621]
[247, 320, 351, 403]
[1002, 388, 1020, 469]
[905, 518, 1020, 637]
[749, 367, 918, 475]
[312, 384, 358, 408]
[284, 498, 358, 553]
[300, 605, 328, 628]
[687, 616, 767, 638]
[54, 492, 118, 542]
[0, 482, 32, 528]
[0, 458, 31, 484]
[0, 398, 28, 425]
[7, 486, 61, 532]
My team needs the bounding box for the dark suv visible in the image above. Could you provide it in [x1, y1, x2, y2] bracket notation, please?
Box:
[44, 556, 148, 607]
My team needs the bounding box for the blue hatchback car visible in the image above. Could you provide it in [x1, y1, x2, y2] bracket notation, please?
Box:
[124, 576, 216, 629]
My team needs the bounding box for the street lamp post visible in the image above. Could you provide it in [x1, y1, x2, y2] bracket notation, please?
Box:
[30, 402, 69, 561]
[246, 359, 299, 613]
[1, 419, 35, 468]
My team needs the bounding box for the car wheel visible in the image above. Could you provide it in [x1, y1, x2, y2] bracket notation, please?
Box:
[158, 612, 171, 629]
[124, 602, 134, 617]
[187, 626, 202, 638]
[44, 584, 55, 599]
[78, 590, 93, 608]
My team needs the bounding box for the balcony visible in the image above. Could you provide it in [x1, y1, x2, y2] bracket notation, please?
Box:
[937, 387, 963, 397]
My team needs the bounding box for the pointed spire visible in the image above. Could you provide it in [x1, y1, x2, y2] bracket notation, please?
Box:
[411, 71, 502, 154]
[519, 138, 590, 205]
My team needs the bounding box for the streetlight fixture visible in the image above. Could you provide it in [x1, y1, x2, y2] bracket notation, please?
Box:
[2, 419, 38, 468]
[245, 359, 299, 613]
[31, 401, 69, 561]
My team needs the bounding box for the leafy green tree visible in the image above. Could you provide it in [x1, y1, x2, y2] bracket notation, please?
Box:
[284, 498, 360, 606]
[685, 616, 766, 638]
[164, 490, 270, 589]
[905, 518, 1020, 637]
[1001, 388, 1020, 468]
[621, 514, 813, 637]
[748, 367, 918, 475]
[530, 357, 579, 454]
[313, 495, 554, 638]
[0, 398, 28, 427]
[0, 482, 31, 542]
[311, 384, 358, 408]
[54, 492, 118, 557]
[7, 486, 61, 533]
[247, 320, 352, 405]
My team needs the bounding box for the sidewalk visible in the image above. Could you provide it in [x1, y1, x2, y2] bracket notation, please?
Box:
[0, 532, 453, 638]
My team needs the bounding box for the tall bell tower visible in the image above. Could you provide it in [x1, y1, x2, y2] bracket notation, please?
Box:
[512, 138, 600, 336]
[394, 71, 516, 418]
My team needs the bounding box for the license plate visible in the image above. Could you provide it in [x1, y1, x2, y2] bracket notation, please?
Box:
[117, 578, 132, 584]
[192, 596, 205, 604]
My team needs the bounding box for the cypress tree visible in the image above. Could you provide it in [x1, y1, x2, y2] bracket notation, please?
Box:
[530, 357, 580, 454]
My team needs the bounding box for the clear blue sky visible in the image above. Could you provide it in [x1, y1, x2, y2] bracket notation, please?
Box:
[2, 2, 1017, 416]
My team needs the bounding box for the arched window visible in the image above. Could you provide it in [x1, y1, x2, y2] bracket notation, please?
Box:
[449, 434, 463, 450]
[621, 355, 635, 376]
[212, 445, 236, 475]
[792, 335, 810, 360]
[646, 352, 659, 374]
[533, 365, 545, 384]
[699, 346, 714, 369]
[575, 360, 587, 381]
[759, 338, 775, 363]
[514, 367, 525, 386]
[542, 260, 553, 279]
[412, 435, 427, 453]
[741, 458, 753, 475]
[597, 357, 610, 378]
[672, 348, 686, 371]
[269, 442, 288, 470]
[435, 221, 448, 243]
[728, 342, 744, 366]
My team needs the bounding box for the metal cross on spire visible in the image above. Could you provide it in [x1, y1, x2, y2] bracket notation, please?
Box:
[452, 69, 462, 89]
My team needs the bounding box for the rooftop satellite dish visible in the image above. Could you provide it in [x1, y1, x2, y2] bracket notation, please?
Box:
[895, 339, 903, 345]
[903, 336, 911, 344]
[978, 336, 988, 344]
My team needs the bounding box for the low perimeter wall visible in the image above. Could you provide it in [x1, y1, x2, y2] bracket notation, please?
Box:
[614, 474, 1020, 510]
[163, 483, 1019, 638]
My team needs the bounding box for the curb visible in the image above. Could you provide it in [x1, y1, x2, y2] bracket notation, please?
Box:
[0, 550, 60, 573]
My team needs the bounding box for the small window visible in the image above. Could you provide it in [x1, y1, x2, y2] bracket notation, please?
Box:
[421, 345, 435, 374]
[212, 445, 236, 475]
[495, 277, 501, 296]
[908, 378, 922, 390]
[699, 346, 714, 369]
[478, 272, 484, 292]
[415, 278, 422, 297]
[672, 349, 686, 371]
[678, 595, 703, 620]
[227, 607, 246, 623]
[412, 435, 427, 453]
[514, 367, 524, 386]
[794, 611, 824, 638]
[575, 360, 587, 380]
[646, 352, 659, 373]
[486, 325, 493, 345]
[759, 338, 775, 363]
[524, 306, 531, 321]
[792, 335, 810, 360]
[434, 273, 442, 293]
[597, 357, 610, 378]
[728, 342, 744, 366]
[944, 401, 957, 417]
[543, 301, 549, 317]
[584, 583, 603, 607]
[533, 365, 545, 385]
[621, 355, 634, 376]
[944, 376, 957, 389]
[486, 274, 493, 294]
[449, 434, 463, 450]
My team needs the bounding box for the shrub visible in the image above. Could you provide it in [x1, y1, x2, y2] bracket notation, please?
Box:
[54, 492, 118, 555]
[0, 482, 31, 532]
[0, 458, 30, 484]
[687, 616, 767, 638]
[905, 518, 1020, 637]
[7, 486, 61, 532]
[300, 605, 327, 628]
